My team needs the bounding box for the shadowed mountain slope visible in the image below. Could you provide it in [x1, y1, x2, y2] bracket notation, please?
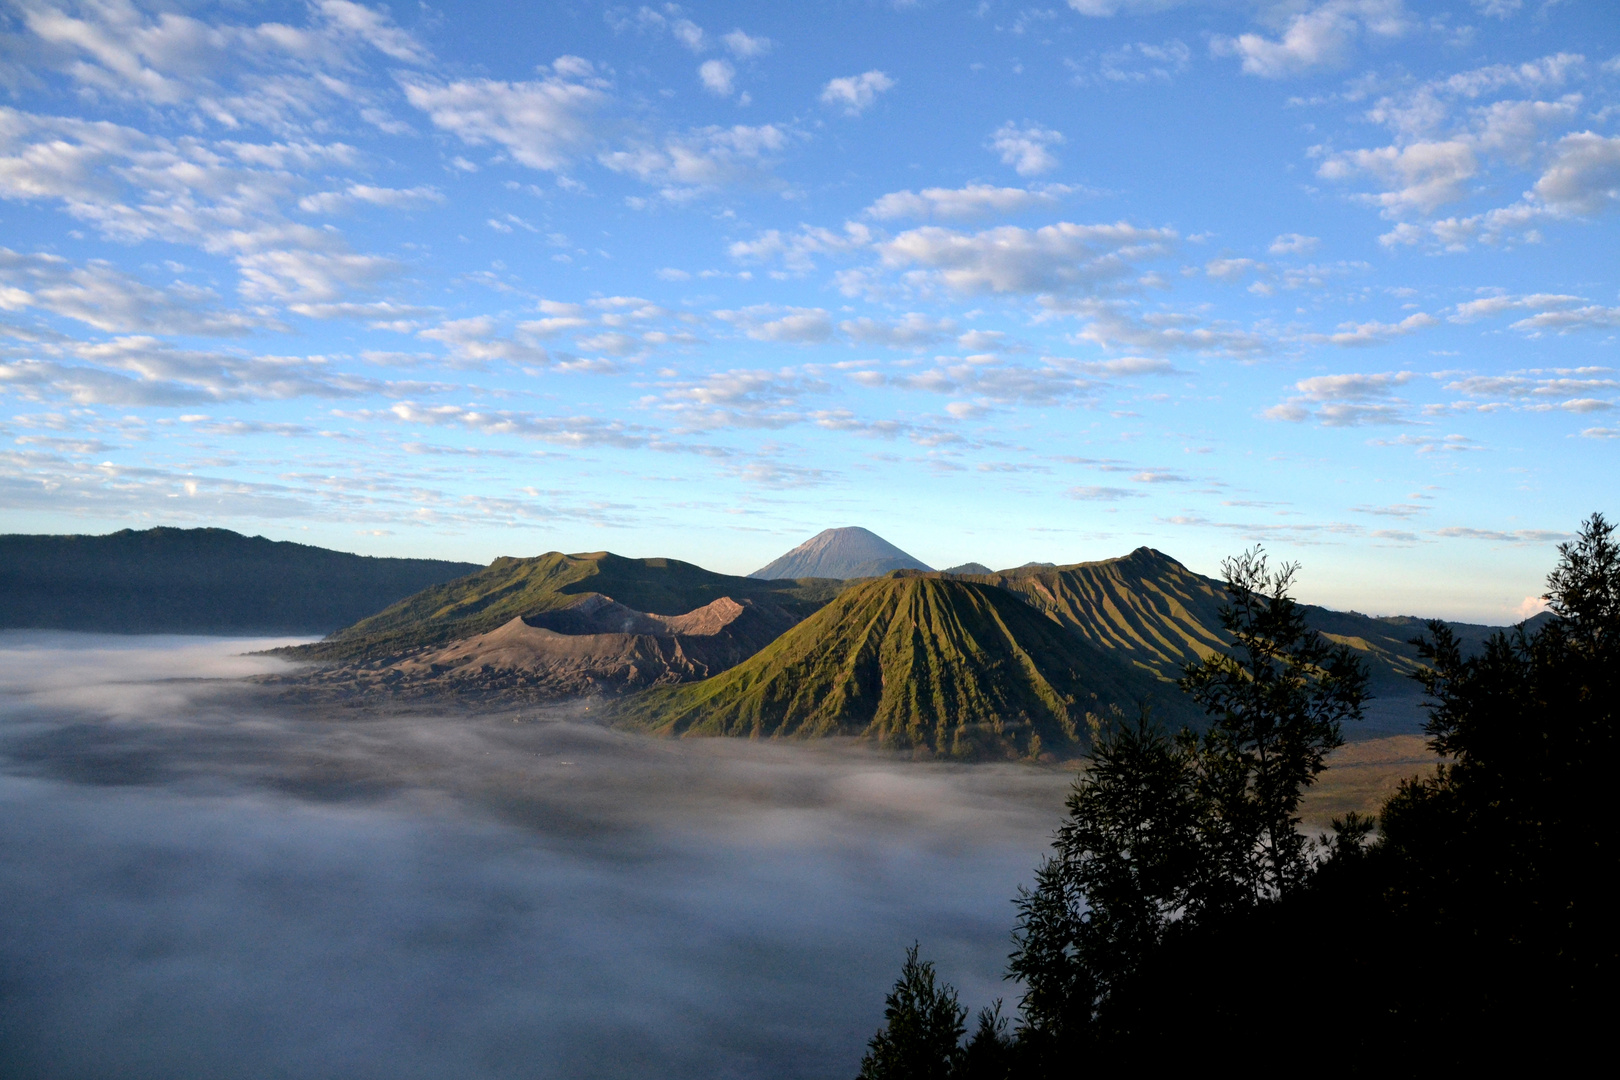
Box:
[0, 528, 478, 635]
[615, 574, 1189, 759]
[749, 527, 931, 580]
[284, 550, 842, 663]
[284, 593, 800, 702]
[961, 547, 1529, 734]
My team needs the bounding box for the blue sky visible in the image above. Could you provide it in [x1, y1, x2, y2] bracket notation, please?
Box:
[1, 0, 1617, 620]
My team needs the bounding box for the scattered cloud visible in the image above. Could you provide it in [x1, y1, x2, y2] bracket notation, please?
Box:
[879, 221, 1175, 296]
[1269, 233, 1321, 255]
[820, 71, 895, 116]
[714, 305, 833, 344]
[699, 59, 736, 97]
[1434, 526, 1572, 543]
[402, 58, 611, 172]
[1212, 0, 1412, 79]
[990, 122, 1064, 176]
[864, 184, 1075, 221]
[1267, 370, 1416, 426]
[1067, 485, 1143, 500]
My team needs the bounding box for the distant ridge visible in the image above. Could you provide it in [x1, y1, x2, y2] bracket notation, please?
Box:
[286, 550, 842, 663]
[943, 562, 994, 575]
[616, 574, 1184, 758]
[750, 527, 931, 580]
[0, 528, 478, 635]
[286, 592, 800, 701]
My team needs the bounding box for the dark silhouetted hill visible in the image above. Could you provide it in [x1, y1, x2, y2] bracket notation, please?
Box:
[0, 528, 479, 635]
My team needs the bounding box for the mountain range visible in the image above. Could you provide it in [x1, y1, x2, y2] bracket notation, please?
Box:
[9, 525, 1529, 756]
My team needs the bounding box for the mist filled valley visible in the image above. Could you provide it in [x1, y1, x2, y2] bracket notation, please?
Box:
[0, 632, 1077, 1079]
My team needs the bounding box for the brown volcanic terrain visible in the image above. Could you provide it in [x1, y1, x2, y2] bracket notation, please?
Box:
[276, 592, 797, 704]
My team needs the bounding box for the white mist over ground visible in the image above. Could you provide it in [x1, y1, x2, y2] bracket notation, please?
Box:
[0, 633, 1074, 1080]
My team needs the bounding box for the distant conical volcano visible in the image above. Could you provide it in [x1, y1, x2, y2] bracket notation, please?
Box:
[749, 527, 931, 580]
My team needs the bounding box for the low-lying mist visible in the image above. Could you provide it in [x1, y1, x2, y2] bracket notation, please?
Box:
[0, 632, 1074, 1080]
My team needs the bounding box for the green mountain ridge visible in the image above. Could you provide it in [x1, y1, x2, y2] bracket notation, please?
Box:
[285, 550, 843, 662]
[612, 574, 1192, 759]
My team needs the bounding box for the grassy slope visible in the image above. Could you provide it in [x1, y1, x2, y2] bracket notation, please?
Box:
[285, 550, 844, 662]
[969, 548, 1231, 680]
[0, 528, 478, 634]
[615, 574, 1188, 758]
[971, 547, 1517, 700]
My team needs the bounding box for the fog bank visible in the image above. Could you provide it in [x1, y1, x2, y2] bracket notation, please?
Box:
[0, 632, 1072, 1079]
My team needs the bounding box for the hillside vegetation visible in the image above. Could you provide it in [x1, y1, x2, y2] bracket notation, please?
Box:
[964, 547, 1525, 730]
[0, 528, 478, 635]
[615, 574, 1190, 758]
[286, 550, 842, 662]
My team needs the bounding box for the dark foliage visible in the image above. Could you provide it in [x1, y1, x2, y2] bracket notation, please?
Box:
[861, 519, 1616, 1075]
[857, 945, 967, 1080]
[1364, 512, 1619, 1055]
[1005, 548, 1366, 1055]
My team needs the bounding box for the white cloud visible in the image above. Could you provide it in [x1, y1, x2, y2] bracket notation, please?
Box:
[1449, 293, 1584, 322]
[715, 305, 833, 343]
[1318, 140, 1478, 216]
[1312, 312, 1438, 347]
[839, 314, 957, 348]
[0, 249, 269, 335]
[699, 59, 735, 96]
[727, 222, 873, 273]
[387, 401, 649, 448]
[1212, 0, 1410, 79]
[990, 122, 1063, 176]
[601, 124, 788, 189]
[418, 317, 551, 368]
[1077, 39, 1191, 84]
[402, 59, 610, 172]
[654, 368, 830, 430]
[1434, 526, 1572, 543]
[879, 221, 1176, 295]
[1269, 233, 1320, 255]
[864, 184, 1073, 220]
[1312, 53, 1607, 247]
[722, 30, 772, 58]
[0, 337, 385, 405]
[1058, 298, 1270, 356]
[820, 71, 895, 116]
[1064, 1, 1194, 14]
[1266, 370, 1416, 426]
[1533, 132, 1620, 216]
[316, 1, 430, 64]
[5, 0, 426, 128]
[1068, 485, 1144, 500]
[1510, 305, 1620, 334]
[1442, 369, 1619, 405]
[1205, 257, 1261, 282]
[297, 184, 444, 214]
[236, 250, 398, 304]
